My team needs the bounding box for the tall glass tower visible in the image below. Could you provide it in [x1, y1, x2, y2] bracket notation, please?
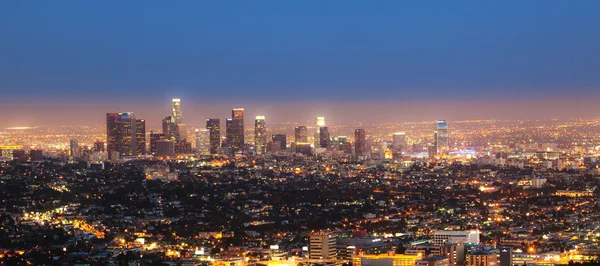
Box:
[254, 116, 267, 154]
[434, 120, 449, 157]
[172, 98, 182, 124]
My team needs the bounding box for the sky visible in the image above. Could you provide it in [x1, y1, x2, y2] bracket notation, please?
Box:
[1, 1, 600, 128]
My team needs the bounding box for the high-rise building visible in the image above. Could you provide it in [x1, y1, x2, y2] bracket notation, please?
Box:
[172, 98, 182, 124]
[195, 128, 210, 154]
[309, 233, 337, 260]
[136, 119, 146, 155]
[93, 140, 105, 153]
[272, 134, 287, 151]
[150, 131, 167, 154]
[295, 126, 308, 143]
[206, 118, 221, 154]
[162, 116, 178, 140]
[227, 108, 245, 153]
[254, 116, 267, 154]
[156, 140, 175, 157]
[354, 129, 366, 156]
[393, 132, 407, 151]
[466, 249, 499, 266]
[434, 120, 449, 157]
[319, 126, 330, 148]
[70, 139, 79, 157]
[314, 117, 325, 148]
[106, 112, 146, 159]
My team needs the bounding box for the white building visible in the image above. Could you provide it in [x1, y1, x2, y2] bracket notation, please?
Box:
[433, 230, 479, 245]
[309, 233, 336, 260]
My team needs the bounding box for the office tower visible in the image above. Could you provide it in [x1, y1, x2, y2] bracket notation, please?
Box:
[106, 112, 145, 159]
[156, 140, 175, 157]
[195, 128, 210, 154]
[226, 108, 244, 153]
[434, 120, 449, 157]
[314, 117, 325, 148]
[272, 134, 287, 151]
[255, 116, 267, 154]
[354, 129, 366, 156]
[150, 131, 167, 153]
[30, 149, 43, 161]
[309, 233, 337, 260]
[136, 119, 146, 155]
[392, 132, 407, 151]
[162, 116, 178, 140]
[319, 126, 330, 148]
[206, 118, 221, 154]
[93, 140, 105, 153]
[172, 98, 182, 124]
[70, 139, 79, 157]
[295, 126, 308, 143]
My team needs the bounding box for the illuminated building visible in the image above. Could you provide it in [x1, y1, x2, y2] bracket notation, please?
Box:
[136, 119, 146, 155]
[352, 252, 423, 266]
[295, 126, 308, 143]
[354, 129, 366, 156]
[93, 140, 105, 152]
[434, 120, 449, 157]
[172, 98, 182, 124]
[255, 116, 267, 154]
[226, 108, 244, 153]
[314, 116, 325, 148]
[206, 118, 221, 154]
[499, 247, 512, 266]
[106, 112, 146, 159]
[0, 145, 23, 159]
[162, 116, 178, 140]
[337, 237, 390, 261]
[465, 249, 498, 266]
[416, 256, 449, 266]
[309, 233, 336, 260]
[149, 131, 167, 154]
[195, 128, 210, 154]
[272, 134, 286, 151]
[433, 230, 480, 245]
[69, 139, 79, 157]
[156, 140, 175, 157]
[319, 127, 330, 148]
[392, 132, 407, 151]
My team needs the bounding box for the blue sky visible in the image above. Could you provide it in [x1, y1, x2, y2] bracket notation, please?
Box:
[1, 1, 599, 126]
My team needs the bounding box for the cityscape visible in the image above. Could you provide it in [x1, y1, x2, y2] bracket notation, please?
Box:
[2, 1, 600, 266]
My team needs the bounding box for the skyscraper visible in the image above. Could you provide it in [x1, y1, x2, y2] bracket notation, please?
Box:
[295, 126, 308, 143]
[150, 131, 167, 154]
[172, 98, 182, 124]
[435, 120, 449, 157]
[227, 108, 244, 153]
[255, 116, 267, 155]
[319, 126, 330, 148]
[314, 117, 325, 148]
[162, 116, 178, 140]
[206, 118, 221, 154]
[70, 139, 79, 157]
[272, 134, 287, 151]
[393, 132, 407, 151]
[93, 140, 105, 153]
[354, 129, 366, 156]
[195, 128, 210, 154]
[106, 112, 145, 159]
[136, 119, 146, 155]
